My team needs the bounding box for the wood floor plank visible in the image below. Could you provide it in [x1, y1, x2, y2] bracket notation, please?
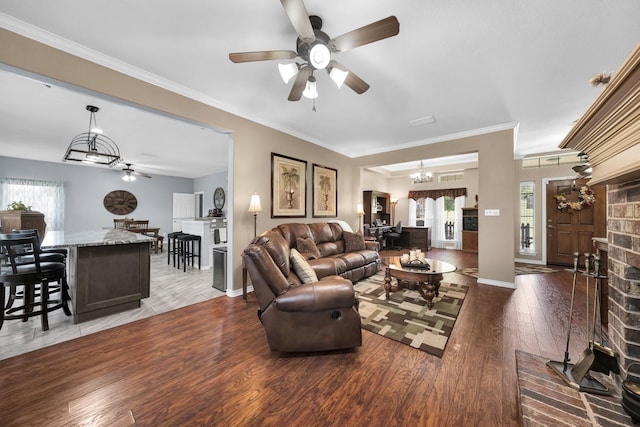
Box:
[1, 249, 609, 426]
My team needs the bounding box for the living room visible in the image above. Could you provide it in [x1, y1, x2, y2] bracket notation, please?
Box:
[2, 2, 640, 424]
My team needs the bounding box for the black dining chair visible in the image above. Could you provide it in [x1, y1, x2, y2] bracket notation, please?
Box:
[385, 221, 403, 250]
[0, 234, 71, 331]
[6, 229, 67, 310]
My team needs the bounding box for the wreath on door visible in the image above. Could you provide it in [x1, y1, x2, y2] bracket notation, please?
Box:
[553, 186, 596, 212]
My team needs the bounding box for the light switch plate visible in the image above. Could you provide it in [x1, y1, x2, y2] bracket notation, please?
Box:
[484, 209, 500, 216]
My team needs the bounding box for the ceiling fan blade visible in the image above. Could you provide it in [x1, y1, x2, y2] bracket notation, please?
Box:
[329, 61, 370, 94]
[280, 0, 315, 42]
[132, 170, 152, 179]
[288, 68, 311, 101]
[329, 16, 400, 53]
[229, 50, 298, 63]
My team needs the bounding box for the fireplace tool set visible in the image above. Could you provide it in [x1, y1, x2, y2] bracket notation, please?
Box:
[547, 252, 620, 395]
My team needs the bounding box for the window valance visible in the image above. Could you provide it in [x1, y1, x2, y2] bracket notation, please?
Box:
[408, 188, 467, 201]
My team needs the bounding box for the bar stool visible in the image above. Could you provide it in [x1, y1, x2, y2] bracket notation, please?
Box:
[167, 231, 186, 267]
[177, 233, 201, 271]
[5, 229, 68, 310]
[0, 234, 71, 331]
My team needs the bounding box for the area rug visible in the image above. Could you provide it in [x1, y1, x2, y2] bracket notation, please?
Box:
[353, 272, 468, 358]
[459, 263, 565, 279]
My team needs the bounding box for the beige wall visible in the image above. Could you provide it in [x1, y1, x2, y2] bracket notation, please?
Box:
[0, 29, 360, 293]
[354, 130, 517, 287]
[2, 28, 545, 289]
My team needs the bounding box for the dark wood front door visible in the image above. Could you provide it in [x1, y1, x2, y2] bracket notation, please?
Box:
[546, 179, 606, 266]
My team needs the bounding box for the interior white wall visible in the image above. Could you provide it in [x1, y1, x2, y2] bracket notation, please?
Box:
[0, 155, 226, 235]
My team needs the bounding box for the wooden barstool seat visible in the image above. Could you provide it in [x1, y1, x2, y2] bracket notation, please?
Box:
[0, 234, 71, 331]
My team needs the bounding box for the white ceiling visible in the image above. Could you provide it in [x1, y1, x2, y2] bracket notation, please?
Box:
[0, 1, 639, 178]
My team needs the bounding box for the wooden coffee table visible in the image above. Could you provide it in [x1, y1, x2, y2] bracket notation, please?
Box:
[383, 257, 457, 309]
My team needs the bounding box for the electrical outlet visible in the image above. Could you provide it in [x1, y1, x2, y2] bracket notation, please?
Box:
[484, 209, 500, 216]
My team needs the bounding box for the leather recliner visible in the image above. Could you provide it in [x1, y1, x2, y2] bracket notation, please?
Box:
[242, 230, 362, 353]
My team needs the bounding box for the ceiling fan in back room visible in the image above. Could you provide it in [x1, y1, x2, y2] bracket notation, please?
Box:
[116, 163, 152, 182]
[229, 0, 400, 109]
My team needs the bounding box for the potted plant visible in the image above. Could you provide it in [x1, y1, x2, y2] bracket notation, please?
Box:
[6, 201, 32, 211]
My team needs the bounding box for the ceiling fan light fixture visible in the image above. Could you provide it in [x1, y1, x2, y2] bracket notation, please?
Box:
[328, 66, 349, 88]
[122, 170, 136, 182]
[303, 76, 318, 99]
[309, 43, 330, 70]
[278, 62, 299, 84]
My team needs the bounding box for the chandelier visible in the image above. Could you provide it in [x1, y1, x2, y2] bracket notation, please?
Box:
[410, 160, 433, 184]
[62, 105, 122, 167]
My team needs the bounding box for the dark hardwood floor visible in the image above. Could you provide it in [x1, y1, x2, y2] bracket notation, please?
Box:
[0, 249, 598, 426]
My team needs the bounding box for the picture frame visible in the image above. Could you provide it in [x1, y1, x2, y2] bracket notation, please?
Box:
[271, 153, 307, 218]
[312, 163, 338, 218]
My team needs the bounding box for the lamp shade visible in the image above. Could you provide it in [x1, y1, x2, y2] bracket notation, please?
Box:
[248, 193, 263, 213]
[302, 76, 318, 99]
[278, 63, 299, 84]
[356, 203, 365, 216]
[328, 66, 349, 88]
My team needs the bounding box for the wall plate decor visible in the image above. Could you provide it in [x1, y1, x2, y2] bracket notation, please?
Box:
[312, 163, 337, 218]
[103, 190, 138, 215]
[271, 152, 307, 218]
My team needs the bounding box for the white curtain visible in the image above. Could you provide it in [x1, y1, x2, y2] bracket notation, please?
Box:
[431, 197, 446, 248]
[0, 178, 65, 231]
[453, 196, 465, 250]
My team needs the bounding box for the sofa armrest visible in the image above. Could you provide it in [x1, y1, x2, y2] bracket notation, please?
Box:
[365, 240, 379, 252]
[274, 278, 356, 312]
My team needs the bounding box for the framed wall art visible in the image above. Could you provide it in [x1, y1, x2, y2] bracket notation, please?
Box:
[271, 153, 307, 218]
[312, 163, 337, 218]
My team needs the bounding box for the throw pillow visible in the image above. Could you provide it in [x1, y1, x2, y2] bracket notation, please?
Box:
[296, 237, 321, 260]
[290, 248, 318, 284]
[344, 230, 366, 252]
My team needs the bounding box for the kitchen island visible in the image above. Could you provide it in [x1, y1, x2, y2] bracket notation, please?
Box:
[42, 229, 154, 323]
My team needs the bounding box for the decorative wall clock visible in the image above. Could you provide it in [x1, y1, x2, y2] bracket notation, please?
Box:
[103, 190, 138, 215]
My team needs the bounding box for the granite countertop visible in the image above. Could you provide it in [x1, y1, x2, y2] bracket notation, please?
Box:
[42, 229, 155, 249]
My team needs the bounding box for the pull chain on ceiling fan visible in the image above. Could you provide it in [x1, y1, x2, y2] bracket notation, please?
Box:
[229, 0, 400, 107]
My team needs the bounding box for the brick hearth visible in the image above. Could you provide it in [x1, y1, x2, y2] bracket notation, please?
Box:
[516, 350, 633, 426]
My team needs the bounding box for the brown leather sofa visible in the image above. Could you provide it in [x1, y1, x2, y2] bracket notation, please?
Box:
[242, 222, 380, 352]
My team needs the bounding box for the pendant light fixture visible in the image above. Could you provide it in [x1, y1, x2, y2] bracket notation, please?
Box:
[410, 160, 433, 184]
[62, 105, 122, 167]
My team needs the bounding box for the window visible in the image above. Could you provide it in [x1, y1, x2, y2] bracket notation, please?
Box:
[439, 172, 463, 182]
[413, 195, 465, 249]
[519, 181, 535, 253]
[0, 178, 65, 231]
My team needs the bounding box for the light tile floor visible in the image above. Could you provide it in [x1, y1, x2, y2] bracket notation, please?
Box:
[0, 252, 225, 360]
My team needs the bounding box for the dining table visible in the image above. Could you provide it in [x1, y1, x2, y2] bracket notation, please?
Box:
[127, 227, 161, 254]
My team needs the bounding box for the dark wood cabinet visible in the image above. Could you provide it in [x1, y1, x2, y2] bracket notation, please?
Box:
[363, 191, 391, 226]
[462, 208, 478, 253]
[400, 227, 432, 251]
[0, 210, 46, 237]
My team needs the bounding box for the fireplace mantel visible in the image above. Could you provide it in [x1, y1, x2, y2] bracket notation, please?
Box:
[559, 43, 640, 185]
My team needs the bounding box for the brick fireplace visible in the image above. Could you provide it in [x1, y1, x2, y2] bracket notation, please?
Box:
[606, 181, 640, 375]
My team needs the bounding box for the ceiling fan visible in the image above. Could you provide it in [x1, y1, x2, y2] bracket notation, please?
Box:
[229, 0, 400, 102]
[119, 163, 152, 181]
